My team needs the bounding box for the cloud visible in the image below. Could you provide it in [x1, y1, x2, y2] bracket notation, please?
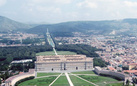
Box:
[29, 0, 71, 5]
[54, 0, 72, 4]
[0, 0, 6, 6]
[124, 1, 137, 7]
[77, 0, 97, 9]
[75, 0, 137, 21]
[2, 0, 137, 23]
[35, 6, 61, 14]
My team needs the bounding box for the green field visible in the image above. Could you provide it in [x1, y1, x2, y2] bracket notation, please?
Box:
[36, 51, 55, 55]
[19, 71, 124, 86]
[18, 76, 57, 86]
[79, 75, 120, 86]
[106, 83, 123, 86]
[70, 75, 94, 86]
[72, 71, 95, 74]
[52, 75, 70, 86]
[37, 72, 60, 77]
[57, 51, 77, 55]
[36, 51, 77, 56]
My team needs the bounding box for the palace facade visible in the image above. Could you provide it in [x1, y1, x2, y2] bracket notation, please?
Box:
[35, 55, 93, 72]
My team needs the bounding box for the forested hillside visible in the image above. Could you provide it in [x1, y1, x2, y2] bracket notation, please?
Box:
[27, 19, 137, 37]
[0, 16, 33, 31]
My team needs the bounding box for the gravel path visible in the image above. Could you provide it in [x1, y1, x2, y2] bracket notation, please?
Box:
[65, 72, 74, 86]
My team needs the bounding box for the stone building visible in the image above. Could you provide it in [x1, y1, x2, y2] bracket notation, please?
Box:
[35, 55, 93, 72]
[128, 63, 137, 70]
[94, 66, 131, 81]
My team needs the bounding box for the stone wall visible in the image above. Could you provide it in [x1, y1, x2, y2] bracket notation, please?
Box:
[94, 66, 130, 80]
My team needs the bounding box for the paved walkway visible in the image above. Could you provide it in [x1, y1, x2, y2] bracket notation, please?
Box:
[49, 73, 62, 86]
[65, 72, 74, 86]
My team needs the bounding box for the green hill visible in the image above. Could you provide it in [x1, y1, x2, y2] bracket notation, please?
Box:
[27, 19, 137, 37]
[0, 16, 33, 31]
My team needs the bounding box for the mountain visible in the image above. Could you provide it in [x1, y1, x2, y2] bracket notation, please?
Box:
[0, 16, 33, 31]
[27, 21, 113, 36]
[27, 18, 137, 37]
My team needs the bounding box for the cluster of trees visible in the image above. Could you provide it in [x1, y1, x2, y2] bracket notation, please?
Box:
[56, 44, 99, 57]
[0, 38, 44, 45]
[0, 71, 11, 82]
[0, 38, 20, 44]
[10, 62, 34, 72]
[22, 38, 43, 44]
[93, 58, 109, 67]
[0, 45, 52, 71]
[132, 78, 137, 85]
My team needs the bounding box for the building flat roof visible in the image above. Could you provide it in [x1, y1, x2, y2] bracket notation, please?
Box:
[35, 55, 93, 63]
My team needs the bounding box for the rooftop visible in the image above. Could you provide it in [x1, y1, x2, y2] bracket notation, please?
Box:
[128, 63, 137, 65]
[123, 70, 137, 73]
[35, 55, 93, 63]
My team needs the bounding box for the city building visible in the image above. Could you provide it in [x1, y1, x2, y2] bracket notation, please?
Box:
[128, 63, 137, 70]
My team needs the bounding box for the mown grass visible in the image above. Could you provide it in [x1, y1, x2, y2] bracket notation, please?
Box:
[18, 76, 57, 86]
[36, 51, 77, 55]
[72, 71, 95, 74]
[70, 75, 94, 86]
[19, 73, 123, 86]
[52, 75, 70, 86]
[106, 83, 123, 86]
[36, 51, 55, 55]
[79, 75, 120, 86]
[57, 51, 77, 55]
[37, 72, 60, 77]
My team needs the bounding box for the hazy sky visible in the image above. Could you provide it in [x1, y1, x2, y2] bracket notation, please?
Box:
[0, 0, 137, 23]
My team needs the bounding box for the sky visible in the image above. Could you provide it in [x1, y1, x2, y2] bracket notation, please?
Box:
[0, 0, 137, 23]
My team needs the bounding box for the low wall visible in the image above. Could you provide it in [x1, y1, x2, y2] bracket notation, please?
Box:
[94, 66, 129, 80]
[5, 69, 35, 86]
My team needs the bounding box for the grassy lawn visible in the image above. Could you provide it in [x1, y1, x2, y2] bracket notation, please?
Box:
[18, 73, 123, 86]
[36, 51, 77, 56]
[79, 75, 119, 86]
[36, 51, 55, 55]
[72, 71, 95, 74]
[70, 75, 94, 86]
[18, 76, 57, 86]
[52, 75, 70, 86]
[106, 83, 123, 86]
[57, 51, 77, 55]
[37, 72, 60, 77]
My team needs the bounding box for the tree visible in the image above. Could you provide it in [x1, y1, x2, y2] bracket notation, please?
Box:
[0, 77, 1, 86]
[133, 82, 135, 86]
[93, 58, 107, 67]
[126, 79, 130, 86]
